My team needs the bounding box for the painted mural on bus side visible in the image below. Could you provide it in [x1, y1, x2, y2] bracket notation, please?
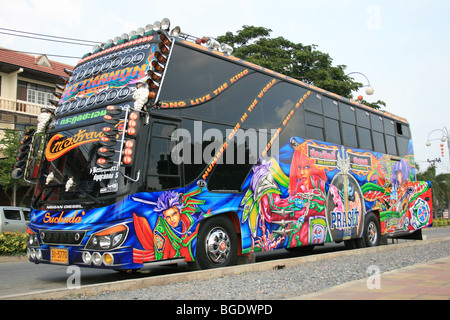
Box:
[130, 135, 432, 263]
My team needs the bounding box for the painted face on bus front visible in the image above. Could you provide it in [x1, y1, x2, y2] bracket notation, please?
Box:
[163, 207, 181, 228]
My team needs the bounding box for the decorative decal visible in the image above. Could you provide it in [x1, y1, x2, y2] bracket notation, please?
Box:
[159, 69, 251, 109]
[45, 129, 104, 161]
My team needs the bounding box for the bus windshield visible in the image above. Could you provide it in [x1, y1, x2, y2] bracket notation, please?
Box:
[33, 121, 126, 209]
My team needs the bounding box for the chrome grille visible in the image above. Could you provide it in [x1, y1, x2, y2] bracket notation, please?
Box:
[39, 230, 85, 245]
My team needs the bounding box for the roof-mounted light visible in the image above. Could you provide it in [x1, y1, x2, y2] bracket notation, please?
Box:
[92, 44, 102, 54]
[151, 60, 165, 72]
[155, 51, 167, 63]
[113, 36, 122, 45]
[148, 79, 160, 90]
[206, 37, 220, 50]
[144, 24, 153, 36]
[220, 43, 234, 55]
[161, 18, 170, 31]
[129, 30, 137, 39]
[170, 26, 181, 37]
[160, 33, 172, 47]
[116, 33, 129, 45]
[104, 39, 114, 49]
[196, 37, 208, 45]
[152, 21, 162, 33]
[129, 28, 145, 41]
[152, 18, 170, 34]
[158, 42, 170, 54]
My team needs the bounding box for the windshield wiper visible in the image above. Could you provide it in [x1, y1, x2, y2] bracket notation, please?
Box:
[33, 183, 64, 208]
[70, 186, 102, 204]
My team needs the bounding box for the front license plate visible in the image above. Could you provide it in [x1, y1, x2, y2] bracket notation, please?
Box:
[51, 248, 68, 264]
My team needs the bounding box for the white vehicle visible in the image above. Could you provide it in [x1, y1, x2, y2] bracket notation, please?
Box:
[0, 207, 31, 233]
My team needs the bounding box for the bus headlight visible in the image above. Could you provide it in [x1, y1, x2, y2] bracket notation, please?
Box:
[85, 224, 128, 251]
[26, 227, 39, 247]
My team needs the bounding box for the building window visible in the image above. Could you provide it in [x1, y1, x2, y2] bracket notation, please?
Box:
[18, 81, 54, 106]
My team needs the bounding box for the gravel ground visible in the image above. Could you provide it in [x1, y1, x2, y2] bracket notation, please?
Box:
[74, 239, 450, 300]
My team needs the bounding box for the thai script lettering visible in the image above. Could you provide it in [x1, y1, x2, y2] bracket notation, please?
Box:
[308, 145, 338, 166]
[59, 110, 107, 126]
[45, 129, 104, 161]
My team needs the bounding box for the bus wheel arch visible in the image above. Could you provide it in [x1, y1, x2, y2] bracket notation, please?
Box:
[192, 213, 239, 270]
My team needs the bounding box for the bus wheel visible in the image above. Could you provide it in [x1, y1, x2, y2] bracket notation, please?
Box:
[363, 213, 380, 247]
[195, 216, 238, 270]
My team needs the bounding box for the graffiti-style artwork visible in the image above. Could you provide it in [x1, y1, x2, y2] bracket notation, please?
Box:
[239, 136, 432, 255]
[132, 189, 209, 263]
[361, 158, 432, 234]
[240, 138, 329, 253]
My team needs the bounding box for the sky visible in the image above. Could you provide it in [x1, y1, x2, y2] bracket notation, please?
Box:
[0, 0, 449, 174]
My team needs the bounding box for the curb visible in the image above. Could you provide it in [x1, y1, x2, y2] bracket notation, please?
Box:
[2, 237, 450, 300]
[0, 255, 27, 264]
[0, 237, 450, 300]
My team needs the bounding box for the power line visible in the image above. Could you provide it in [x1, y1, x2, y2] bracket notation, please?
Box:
[0, 27, 101, 45]
[0, 48, 81, 60]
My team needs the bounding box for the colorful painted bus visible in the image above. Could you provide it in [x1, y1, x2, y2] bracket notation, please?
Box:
[13, 18, 432, 271]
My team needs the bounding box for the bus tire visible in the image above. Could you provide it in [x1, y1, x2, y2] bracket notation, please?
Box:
[194, 215, 238, 270]
[363, 213, 381, 247]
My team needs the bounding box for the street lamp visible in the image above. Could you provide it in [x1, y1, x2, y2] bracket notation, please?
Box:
[346, 72, 375, 96]
[426, 127, 450, 161]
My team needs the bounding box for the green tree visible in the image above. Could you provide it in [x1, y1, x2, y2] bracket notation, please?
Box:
[0, 129, 21, 191]
[217, 25, 385, 108]
[0, 129, 33, 206]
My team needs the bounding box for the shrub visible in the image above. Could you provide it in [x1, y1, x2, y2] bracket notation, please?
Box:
[0, 231, 27, 255]
[433, 218, 450, 227]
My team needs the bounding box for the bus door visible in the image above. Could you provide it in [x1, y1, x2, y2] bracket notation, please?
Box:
[146, 116, 182, 191]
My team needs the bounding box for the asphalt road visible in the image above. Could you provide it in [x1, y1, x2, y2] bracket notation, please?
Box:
[0, 227, 448, 299]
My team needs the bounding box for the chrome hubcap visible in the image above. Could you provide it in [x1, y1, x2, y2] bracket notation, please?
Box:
[206, 228, 230, 264]
[367, 221, 378, 245]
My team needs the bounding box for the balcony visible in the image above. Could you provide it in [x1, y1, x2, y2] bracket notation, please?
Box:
[0, 97, 48, 117]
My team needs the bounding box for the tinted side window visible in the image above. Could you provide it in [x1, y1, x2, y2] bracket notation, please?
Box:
[397, 136, 410, 157]
[384, 118, 395, 135]
[396, 123, 410, 138]
[371, 114, 384, 132]
[160, 45, 244, 101]
[304, 93, 323, 114]
[325, 118, 341, 145]
[342, 122, 358, 147]
[305, 111, 324, 141]
[356, 108, 371, 128]
[182, 73, 270, 125]
[306, 125, 324, 141]
[207, 139, 253, 192]
[373, 131, 386, 153]
[3, 209, 21, 220]
[340, 103, 356, 124]
[322, 97, 339, 119]
[386, 134, 398, 155]
[358, 127, 373, 151]
[23, 209, 31, 221]
[253, 82, 308, 133]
